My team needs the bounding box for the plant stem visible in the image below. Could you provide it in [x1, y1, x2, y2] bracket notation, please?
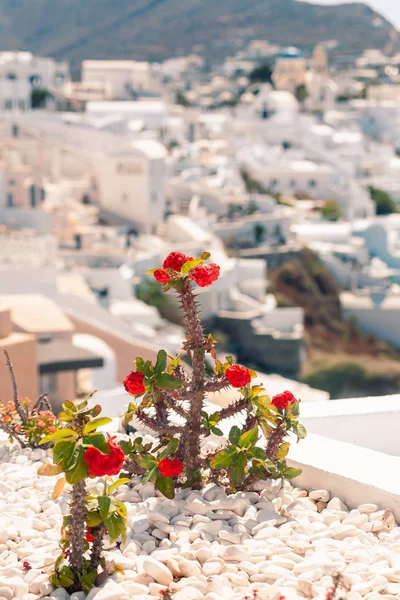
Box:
[69, 479, 87, 578]
[90, 524, 105, 570]
[3, 349, 28, 422]
[265, 422, 286, 462]
[179, 280, 205, 472]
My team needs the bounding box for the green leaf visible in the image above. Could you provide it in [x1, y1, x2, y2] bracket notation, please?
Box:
[82, 433, 110, 454]
[230, 453, 247, 487]
[229, 425, 241, 446]
[58, 574, 74, 587]
[277, 442, 290, 460]
[142, 464, 158, 485]
[295, 423, 307, 440]
[156, 474, 175, 499]
[291, 401, 300, 417]
[211, 427, 223, 436]
[156, 373, 183, 390]
[53, 438, 76, 465]
[159, 438, 179, 460]
[249, 447, 266, 461]
[86, 511, 102, 527]
[83, 417, 113, 435]
[210, 446, 238, 470]
[143, 268, 160, 274]
[63, 400, 77, 412]
[155, 349, 167, 374]
[107, 478, 131, 495]
[181, 258, 204, 274]
[63, 440, 84, 472]
[64, 447, 88, 484]
[136, 454, 157, 469]
[239, 425, 259, 449]
[284, 467, 302, 480]
[98, 496, 112, 520]
[105, 514, 122, 543]
[39, 428, 78, 445]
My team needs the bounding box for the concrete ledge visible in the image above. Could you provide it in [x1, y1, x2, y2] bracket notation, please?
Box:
[300, 395, 400, 455]
[289, 433, 400, 520]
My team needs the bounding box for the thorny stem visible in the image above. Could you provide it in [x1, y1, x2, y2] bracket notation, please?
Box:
[179, 279, 206, 472]
[136, 409, 182, 435]
[3, 348, 28, 422]
[90, 524, 105, 570]
[265, 422, 286, 462]
[69, 479, 87, 578]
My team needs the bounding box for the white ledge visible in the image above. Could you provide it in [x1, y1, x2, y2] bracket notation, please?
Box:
[289, 433, 400, 519]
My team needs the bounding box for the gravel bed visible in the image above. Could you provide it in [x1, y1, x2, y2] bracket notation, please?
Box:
[1, 445, 400, 600]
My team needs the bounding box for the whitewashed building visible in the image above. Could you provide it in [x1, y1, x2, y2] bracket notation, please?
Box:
[0, 51, 69, 111]
[82, 60, 155, 99]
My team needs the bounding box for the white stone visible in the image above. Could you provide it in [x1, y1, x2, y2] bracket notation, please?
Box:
[309, 490, 330, 503]
[143, 557, 173, 586]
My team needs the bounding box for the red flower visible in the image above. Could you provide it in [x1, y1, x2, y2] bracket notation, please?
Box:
[86, 528, 94, 543]
[163, 252, 191, 272]
[23, 561, 32, 572]
[271, 390, 297, 410]
[123, 371, 145, 396]
[158, 457, 183, 478]
[190, 263, 220, 287]
[225, 364, 251, 388]
[84, 434, 125, 477]
[154, 269, 170, 283]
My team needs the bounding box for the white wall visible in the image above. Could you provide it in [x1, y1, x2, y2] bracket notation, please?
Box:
[300, 395, 400, 457]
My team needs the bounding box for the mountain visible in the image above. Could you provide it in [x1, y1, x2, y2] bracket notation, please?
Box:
[0, 0, 397, 73]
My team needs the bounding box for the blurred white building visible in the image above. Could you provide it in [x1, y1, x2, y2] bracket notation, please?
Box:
[82, 60, 156, 99]
[0, 51, 70, 111]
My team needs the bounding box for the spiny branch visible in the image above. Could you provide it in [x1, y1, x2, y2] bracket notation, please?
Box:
[136, 409, 183, 435]
[160, 391, 188, 419]
[3, 348, 28, 422]
[216, 397, 250, 422]
[32, 394, 52, 412]
[204, 378, 230, 394]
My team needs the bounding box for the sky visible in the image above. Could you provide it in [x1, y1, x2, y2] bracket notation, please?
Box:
[301, 1, 400, 29]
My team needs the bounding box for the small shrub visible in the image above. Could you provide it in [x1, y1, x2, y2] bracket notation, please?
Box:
[121, 251, 307, 496]
[38, 399, 128, 593]
[0, 349, 58, 448]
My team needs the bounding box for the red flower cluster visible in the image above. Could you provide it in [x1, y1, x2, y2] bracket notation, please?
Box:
[84, 434, 125, 477]
[158, 457, 183, 478]
[163, 252, 191, 272]
[190, 264, 220, 288]
[123, 371, 145, 396]
[271, 390, 297, 410]
[225, 364, 252, 388]
[154, 269, 170, 283]
[86, 528, 94, 543]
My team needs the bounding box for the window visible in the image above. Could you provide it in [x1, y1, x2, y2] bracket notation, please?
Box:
[29, 74, 41, 87]
[308, 179, 317, 189]
[6, 193, 14, 207]
[5, 100, 12, 110]
[270, 179, 278, 187]
[151, 192, 158, 203]
[30, 184, 36, 208]
[18, 100, 25, 110]
[289, 179, 296, 188]
[40, 373, 57, 396]
[6, 73, 16, 80]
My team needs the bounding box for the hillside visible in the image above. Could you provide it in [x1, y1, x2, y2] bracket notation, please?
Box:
[269, 248, 400, 398]
[0, 0, 397, 73]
